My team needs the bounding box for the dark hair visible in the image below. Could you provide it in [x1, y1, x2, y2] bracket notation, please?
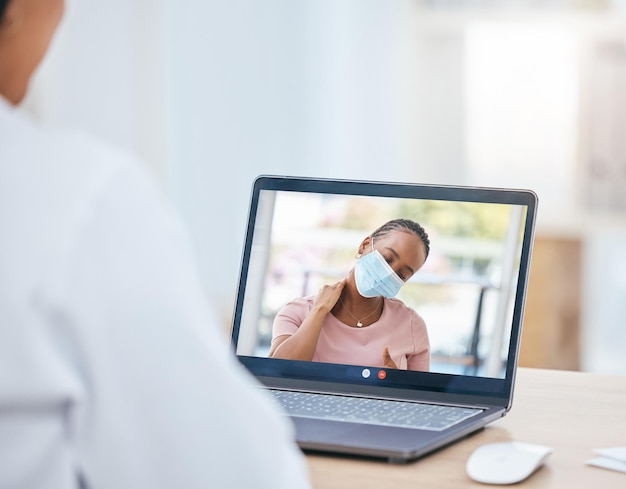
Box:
[371, 218, 430, 259]
[0, 0, 9, 20]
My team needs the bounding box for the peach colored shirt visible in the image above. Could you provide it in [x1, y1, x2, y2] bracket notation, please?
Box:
[272, 296, 430, 371]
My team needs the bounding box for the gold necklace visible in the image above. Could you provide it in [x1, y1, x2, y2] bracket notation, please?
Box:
[338, 296, 382, 328]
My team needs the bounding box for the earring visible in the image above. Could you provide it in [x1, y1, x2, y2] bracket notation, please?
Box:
[355, 252, 362, 259]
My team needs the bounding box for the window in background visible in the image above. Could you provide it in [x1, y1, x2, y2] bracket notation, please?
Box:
[464, 21, 579, 227]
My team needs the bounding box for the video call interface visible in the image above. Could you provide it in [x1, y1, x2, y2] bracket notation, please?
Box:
[235, 189, 528, 380]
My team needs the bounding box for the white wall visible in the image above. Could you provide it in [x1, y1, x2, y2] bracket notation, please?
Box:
[24, 0, 166, 176]
[582, 227, 626, 374]
[161, 0, 442, 319]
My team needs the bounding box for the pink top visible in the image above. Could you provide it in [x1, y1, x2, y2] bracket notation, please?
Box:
[272, 297, 430, 371]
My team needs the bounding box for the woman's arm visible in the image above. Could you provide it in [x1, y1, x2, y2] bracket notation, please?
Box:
[269, 279, 345, 361]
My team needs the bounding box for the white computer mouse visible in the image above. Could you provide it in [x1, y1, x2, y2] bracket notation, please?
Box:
[466, 441, 552, 484]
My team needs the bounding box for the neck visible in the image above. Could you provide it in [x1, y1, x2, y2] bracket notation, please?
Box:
[340, 285, 378, 308]
[333, 273, 383, 322]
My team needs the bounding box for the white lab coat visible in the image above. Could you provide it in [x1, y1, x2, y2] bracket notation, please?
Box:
[0, 97, 310, 488]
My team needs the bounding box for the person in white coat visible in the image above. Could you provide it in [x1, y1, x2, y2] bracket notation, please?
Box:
[0, 0, 311, 487]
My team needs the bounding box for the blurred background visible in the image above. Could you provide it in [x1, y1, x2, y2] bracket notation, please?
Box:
[22, 0, 626, 374]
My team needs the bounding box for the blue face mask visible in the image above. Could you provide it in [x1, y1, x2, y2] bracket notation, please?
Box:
[354, 239, 405, 298]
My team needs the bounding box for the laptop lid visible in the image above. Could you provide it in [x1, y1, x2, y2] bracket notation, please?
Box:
[231, 175, 537, 410]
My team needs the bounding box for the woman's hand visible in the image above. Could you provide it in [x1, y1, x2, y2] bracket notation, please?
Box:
[312, 278, 346, 314]
[269, 278, 346, 361]
[382, 346, 398, 369]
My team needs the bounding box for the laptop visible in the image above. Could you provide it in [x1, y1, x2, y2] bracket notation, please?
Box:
[230, 175, 537, 463]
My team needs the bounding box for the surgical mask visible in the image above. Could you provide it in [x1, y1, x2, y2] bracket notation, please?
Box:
[354, 239, 404, 298]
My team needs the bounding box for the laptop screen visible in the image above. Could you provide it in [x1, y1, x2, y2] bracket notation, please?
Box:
[231, 176, 537, 402]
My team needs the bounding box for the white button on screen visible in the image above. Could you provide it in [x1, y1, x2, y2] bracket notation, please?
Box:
[362, 368, 371, 379]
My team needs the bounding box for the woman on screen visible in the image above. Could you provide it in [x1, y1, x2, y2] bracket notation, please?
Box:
[268, 219, 431, 371]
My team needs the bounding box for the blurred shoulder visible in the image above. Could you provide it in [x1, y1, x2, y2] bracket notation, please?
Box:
[0, 100, 147, 197]
[0, 103, 160, 282]
[384, 298, 426, 324]
[278, 296, 316, 314]
[283, 295, 315, 309]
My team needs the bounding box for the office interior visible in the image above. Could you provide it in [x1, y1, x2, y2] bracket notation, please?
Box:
[22, 0, 626, 376]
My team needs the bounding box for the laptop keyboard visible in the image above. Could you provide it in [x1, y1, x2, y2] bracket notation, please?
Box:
[271, 390, 483, 432]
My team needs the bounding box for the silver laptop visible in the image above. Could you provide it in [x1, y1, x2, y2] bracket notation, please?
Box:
[230, 175, 537, 463]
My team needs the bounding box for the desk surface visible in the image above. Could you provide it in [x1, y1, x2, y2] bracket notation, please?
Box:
[306, 368, 626, 488]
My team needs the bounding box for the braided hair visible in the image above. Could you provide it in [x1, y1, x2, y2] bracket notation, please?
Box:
[370, 218, 430, 259]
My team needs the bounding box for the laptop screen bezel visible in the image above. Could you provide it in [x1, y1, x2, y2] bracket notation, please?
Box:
[230, 175, 538, 409]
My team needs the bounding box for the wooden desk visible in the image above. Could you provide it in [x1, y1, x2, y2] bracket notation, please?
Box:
[306, 368, 626, 488]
